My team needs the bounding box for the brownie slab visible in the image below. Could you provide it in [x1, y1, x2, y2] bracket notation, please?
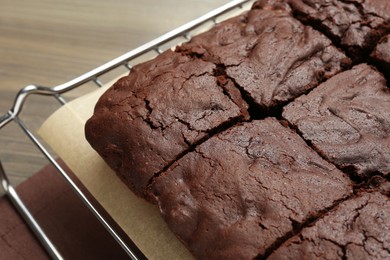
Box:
[283, 64, 390, 178]
[150, 118, 352, 259]
[178, 8, 349, 109]
[85, 50, 248, 197]
[269, 191, 390, 260]
[286, 0, 390, 58]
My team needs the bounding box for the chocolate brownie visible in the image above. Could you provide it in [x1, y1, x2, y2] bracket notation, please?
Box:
[149, 118, 352, 259]
[85, 50, 249, 197]
[283, 0, 390, 59]
[371, 34, 390, 76]
[84, 2, 390, 259]
[283, 64, 390, 179]
[269, 191, 390, 259]
[178, 8, 349, 109]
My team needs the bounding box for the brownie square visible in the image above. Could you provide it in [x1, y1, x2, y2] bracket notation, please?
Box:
[269, 191, 390, 259]
[85, 50, 248, 197]
[178, 8, 349, 109]
[286, 0, 390, 58]
[150, 118, 352, 259]
[283, 64, 390, 178]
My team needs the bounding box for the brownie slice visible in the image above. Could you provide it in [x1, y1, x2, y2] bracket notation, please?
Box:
[85, 50, 248, 197]
[285, 0, 390, 59]
[149, 118, 352, 259]
[371, 34, 390, 77]
[178, 8, 349, 109]
[283, 64, 390, 179]
[269, 191, 390, 259]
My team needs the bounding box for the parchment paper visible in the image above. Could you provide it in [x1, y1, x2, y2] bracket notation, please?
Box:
[38, 76, 192, 259]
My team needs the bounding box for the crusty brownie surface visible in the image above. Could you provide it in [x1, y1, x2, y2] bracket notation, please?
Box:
[84, 1, 390, 259]
[285, 0, 390, 58]
[269, 191, 390, 260]
[85, 50, 248, 197]
[178, 8, 349, 109]
[150, 118, 352, 259]
[283, 64, 390, 179]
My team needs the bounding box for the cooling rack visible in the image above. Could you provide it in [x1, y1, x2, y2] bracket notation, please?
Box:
[0, 0, 253, 259]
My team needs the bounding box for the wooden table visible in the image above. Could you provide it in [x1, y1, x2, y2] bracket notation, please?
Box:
[0, 0, 231, 193]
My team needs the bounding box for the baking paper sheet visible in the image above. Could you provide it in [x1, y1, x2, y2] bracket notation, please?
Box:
[38, 76, 192, 259]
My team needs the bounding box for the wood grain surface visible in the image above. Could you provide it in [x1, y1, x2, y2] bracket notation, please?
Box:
[0, 0, 231, 194]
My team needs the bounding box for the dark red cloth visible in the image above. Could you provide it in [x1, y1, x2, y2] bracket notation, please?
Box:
[0, 160, 143, 259]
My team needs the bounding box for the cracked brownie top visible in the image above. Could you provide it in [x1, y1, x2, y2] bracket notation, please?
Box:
[269, 190, 390, 260]
[85, 50, 248, 197]
[178, 8, 349, 109]
[84, 1, 390, 259]
[283, 64, 390, 179]
[285, 0, 390, 58]
[150, 118, 352, 259]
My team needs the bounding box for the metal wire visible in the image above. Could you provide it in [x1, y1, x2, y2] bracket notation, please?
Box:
[13, 116, 139, 260]
[93, 78, 104, 87]
[124, 63, 133, 71]
[0, 0, 252, 258]
[0, 160, 63, 260]
[54, 94, 67, 105]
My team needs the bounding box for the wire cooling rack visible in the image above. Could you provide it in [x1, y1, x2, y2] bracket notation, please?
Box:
[0, 1, 253, 259]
